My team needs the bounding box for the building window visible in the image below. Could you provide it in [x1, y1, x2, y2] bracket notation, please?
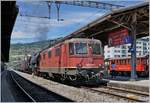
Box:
[122, 50, 126, 53]
[128, 46, 130, 49]
[122, 55, 126, 57]
[122, 46, 126, 49]
[114, 55, 117, 57]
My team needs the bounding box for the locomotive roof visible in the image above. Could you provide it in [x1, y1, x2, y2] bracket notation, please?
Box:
[64, 38, 101, 43]
[40, 38, 101, 53]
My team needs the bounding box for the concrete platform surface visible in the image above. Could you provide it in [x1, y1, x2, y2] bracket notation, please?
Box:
[12, 70, 130, 102]
[108, 79, 149, 93]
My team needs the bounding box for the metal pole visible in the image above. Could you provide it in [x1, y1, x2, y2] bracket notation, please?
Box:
[130, 12, 137, 81]
[55, 2, 61, 21]
[47, 2, 52, 19]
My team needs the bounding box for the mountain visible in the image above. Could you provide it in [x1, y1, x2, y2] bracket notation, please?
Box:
[9, 37, 62, 62]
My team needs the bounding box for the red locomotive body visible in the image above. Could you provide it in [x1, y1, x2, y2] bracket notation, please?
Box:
[109, 55, 149, 76]
[38, 38, 104, 80]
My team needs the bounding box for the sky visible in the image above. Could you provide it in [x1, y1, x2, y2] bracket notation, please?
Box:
[11, 0, 145, 44]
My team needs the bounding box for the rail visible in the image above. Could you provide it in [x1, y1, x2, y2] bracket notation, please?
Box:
[10, 70, 73, 102]
[10, 71, 36, 102]
[82, 86, 149, 102]
[105, 86, 149, 96]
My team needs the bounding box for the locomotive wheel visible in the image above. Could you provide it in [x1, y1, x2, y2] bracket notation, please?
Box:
[69, 75, 77, 81]
[85, 74, 90, 82]
[61, 74, 67, 81]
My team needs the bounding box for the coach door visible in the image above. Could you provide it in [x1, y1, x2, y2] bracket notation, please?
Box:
[55, 46, 61, 72]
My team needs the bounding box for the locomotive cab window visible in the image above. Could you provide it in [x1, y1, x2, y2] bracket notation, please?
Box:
[91, 43, 101, 55]
[75, 43, 87, 54]
[69, 43, 74, 55]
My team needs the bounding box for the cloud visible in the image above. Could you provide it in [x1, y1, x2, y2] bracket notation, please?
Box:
[12, 10, 104, 43]
[17, 11, 104, 28]
[11, 31, 35, 39]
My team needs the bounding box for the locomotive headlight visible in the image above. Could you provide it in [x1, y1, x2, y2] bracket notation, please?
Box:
[99, 64, 105, 71]
[76, 64, 82, 68]
[99, 64, 102, 67]
[99, 64, 104, 68]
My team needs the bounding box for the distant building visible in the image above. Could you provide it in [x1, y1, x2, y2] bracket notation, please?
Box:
[104, 36, 149, 59]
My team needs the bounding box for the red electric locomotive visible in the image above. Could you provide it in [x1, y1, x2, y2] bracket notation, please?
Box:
[109, 55, 149, 77]
[38, 38, 104, 81]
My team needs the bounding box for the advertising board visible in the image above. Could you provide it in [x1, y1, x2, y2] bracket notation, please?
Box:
[108, 28, 131, 47]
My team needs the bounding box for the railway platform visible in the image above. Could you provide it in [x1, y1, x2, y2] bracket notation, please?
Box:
[11, 70, 112, 102]
[107, 78, 149, 93]
[12, 69, 149, 102]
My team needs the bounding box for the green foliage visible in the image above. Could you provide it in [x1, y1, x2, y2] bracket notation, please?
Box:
[9, 38, 62, 62]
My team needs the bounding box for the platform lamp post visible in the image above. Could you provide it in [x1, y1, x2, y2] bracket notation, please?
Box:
[130, 12, 137, 81]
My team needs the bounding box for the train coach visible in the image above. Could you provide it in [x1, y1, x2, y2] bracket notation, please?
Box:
[19, 54, 31, 73]
[109, 55, 149, 77]
[37, 38, 105, 82]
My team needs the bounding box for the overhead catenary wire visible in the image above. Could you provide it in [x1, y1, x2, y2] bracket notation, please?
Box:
[18, 1, 124, 20]
[16, 9, 107, 39]
[15, 1, 128, 40]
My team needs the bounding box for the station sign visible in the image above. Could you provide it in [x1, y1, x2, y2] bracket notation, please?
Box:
[108, 28, 131, 47]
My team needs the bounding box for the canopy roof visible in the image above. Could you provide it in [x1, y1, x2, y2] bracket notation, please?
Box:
[60, 2, 149, 46]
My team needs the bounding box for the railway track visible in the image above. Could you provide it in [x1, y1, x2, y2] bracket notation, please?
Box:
[10, 71, 73, 102]
[82, 86, 149, 102]
[10, 71, 36, 102]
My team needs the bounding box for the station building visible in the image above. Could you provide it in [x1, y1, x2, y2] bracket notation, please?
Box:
[104, 36, 149, 59]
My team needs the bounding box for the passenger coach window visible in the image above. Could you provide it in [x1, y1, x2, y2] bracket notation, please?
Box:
[91, 43, 101, 55]
[48, 51, 51, 58]
[56, 48, 60, 56]
[69, 43, 74, 55]
[75, 43, 87, 54]
[43, 53, 45, 59]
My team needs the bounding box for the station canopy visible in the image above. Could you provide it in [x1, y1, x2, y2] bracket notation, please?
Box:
[59, 2, 149, 46]
[2, 1, 18, 62]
